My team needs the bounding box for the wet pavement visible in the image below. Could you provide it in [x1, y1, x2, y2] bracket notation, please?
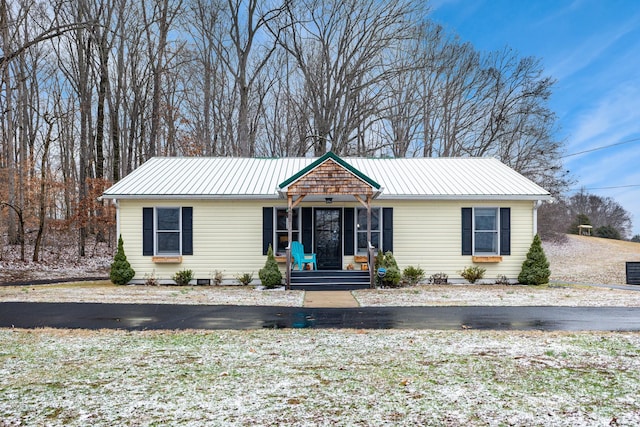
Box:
[2, 302, 640, 331]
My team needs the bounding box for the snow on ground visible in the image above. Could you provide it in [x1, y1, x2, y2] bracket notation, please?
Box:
[543, 234, 640, 285]
[1, 328, 639, 426]
[2, 235, 640, 425]
[1, 281, 640, 307]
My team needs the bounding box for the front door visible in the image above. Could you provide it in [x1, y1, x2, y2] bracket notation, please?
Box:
[314, 208, 342, 270]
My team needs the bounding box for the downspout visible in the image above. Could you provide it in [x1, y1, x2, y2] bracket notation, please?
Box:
[113, 199, 120, 240]
[533, 200, 543, 236]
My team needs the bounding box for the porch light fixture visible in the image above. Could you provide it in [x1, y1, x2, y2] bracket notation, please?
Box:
[325, 197, 333, 204]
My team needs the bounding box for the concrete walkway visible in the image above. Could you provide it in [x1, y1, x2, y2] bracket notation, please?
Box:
[303, 291, 360, 308]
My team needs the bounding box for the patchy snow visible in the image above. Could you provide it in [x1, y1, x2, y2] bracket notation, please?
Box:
[1, 328, 639, 426]
[353, 284, 640, 307]
[2, 282, 640, 307]
[0, 283, 305, 307]
[543, 234, 640, 285]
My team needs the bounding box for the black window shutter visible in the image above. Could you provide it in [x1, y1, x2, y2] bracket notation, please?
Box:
[302, 207, 313, 252]
[262, 207, 273, 255]
[462, 208, 472, 255]
[143, 207, 154, 256]
[382, 207, 393, 253]
[182, 207, 193, 255]
[343, 208, 355, 255]
[500, 207, 511, 255]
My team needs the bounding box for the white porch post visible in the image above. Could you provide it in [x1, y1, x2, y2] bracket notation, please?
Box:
[286, 194, 293, 289]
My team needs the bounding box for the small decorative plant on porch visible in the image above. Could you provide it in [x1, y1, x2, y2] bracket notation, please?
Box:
[374, 251, 401, 288]
[110, 235, 135, 285]
[259, 245, 282, 289]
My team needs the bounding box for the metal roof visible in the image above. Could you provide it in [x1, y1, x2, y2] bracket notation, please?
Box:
[101, 156, 551, 201]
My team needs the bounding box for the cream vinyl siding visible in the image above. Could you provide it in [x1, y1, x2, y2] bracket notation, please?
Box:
[119, 199, 536, 283]
[388, 200, 534, 280]
[119, 199, 269, 282]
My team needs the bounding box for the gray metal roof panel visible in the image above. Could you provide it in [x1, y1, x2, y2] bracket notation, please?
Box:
[102, 156, 551, 200]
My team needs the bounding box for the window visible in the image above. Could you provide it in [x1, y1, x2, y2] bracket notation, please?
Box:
[462, 207, 510, 256]
[143, 207, 192, 257]
[156, 207, 181, 254]
[356, 207, 380, 253]
[275, 208, 299, 256]
[474, 208, 498, 254]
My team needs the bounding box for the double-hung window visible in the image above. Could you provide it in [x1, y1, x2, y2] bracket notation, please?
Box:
[474, 208, 498, 254]
[156, 207, 181, 255]
[275, 208, 299, 255]
[356, 207, 381, 253]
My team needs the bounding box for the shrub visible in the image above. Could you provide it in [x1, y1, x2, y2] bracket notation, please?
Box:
[144, 271, 159, 286]
[460, 266, 486, 284]
[236, 272, 254, 286]
[110, 235, 135, 285]
[375, 251, 401, 288]
[429, 272, 448, 285]
[213, 270, 224, 286]
[172, 269, 193, 286]
[259, 245, 282, 289]
[518, 234, 551, 286]
[495, 275, 510, 285]
[402, 265, 425, 286]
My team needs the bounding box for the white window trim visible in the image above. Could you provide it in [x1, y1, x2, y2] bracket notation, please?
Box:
[472, 207, 500, 256]
[356, 207, 381, 254]
[155, 207, 182, 256]
[274, 207, 301, 255]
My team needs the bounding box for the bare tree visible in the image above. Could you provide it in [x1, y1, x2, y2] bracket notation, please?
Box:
[142, 0, 183, 158]
[270, 0, 416, 155]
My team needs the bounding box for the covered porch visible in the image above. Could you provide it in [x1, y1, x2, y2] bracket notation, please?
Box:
[276, 152, 382, 289]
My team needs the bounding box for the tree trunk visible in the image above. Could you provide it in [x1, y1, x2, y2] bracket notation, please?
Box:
[33, 115, 53, 262]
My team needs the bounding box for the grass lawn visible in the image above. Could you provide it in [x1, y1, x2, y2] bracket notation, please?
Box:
[1, 328, 639, 426]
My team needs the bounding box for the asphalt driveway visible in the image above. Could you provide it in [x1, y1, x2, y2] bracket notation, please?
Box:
[2, 302, 640, 331]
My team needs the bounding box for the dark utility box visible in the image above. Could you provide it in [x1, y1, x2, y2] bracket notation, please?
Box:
[626, 262, 640, 285]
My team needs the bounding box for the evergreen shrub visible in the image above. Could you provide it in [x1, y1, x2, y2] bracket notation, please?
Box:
[110, 235, 135, 285]
[259, 245, 282, 289]
[518, 234, 551, 286]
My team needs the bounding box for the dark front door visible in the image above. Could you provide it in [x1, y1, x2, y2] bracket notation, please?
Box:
[315, 208, 342, 270]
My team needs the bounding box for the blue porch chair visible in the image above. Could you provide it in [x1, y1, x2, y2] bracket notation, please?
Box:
[291, 241, 317, 271]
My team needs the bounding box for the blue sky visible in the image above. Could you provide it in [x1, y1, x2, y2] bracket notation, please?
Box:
[430, 0, 640, 236]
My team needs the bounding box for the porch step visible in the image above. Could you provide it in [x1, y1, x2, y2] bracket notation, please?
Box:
[290, 270, 372, 291]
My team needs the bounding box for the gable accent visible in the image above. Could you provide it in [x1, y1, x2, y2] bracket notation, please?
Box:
[278, 151, 381, 195]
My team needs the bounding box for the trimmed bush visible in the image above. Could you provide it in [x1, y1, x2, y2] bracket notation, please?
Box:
[518, 234, 550, 286]
[402, 265, 425, 286]
[110, 235, 135, 285]
[460, 266, 486, 284]
[259, 245, 282, 289]
[172, 269, 193, 286]
[236, 272, 254, 286]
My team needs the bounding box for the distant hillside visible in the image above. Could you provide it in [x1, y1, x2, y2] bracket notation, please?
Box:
[543, 234, 640, 285]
